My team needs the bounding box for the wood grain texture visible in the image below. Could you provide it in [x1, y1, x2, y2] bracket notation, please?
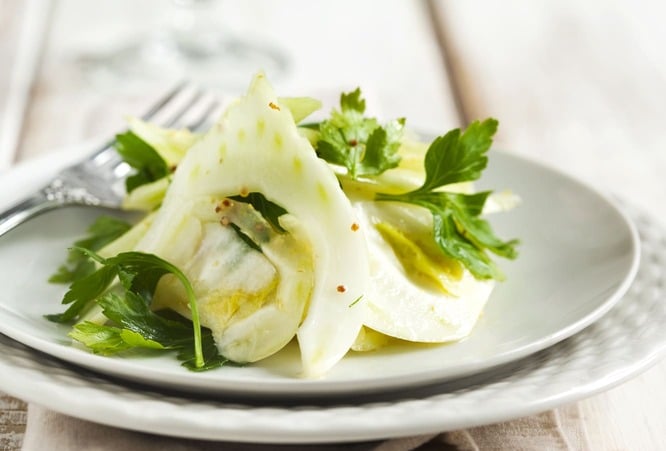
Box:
[430, 0, 666, 221]
[430, 0, 666, 449]
[0, 394, 26, 451]
[0, 0, 23, 117]
[0, 0, 25, 168]
[0, 2, 30, 448]
[0, 0, 52, 169]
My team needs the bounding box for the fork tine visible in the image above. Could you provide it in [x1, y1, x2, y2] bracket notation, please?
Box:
[187, 98, 221, 131]
[163, 88, 204, 128]
[141, 80, 188, 121]
[95, 86, 218, 170]
[102, 92, 220, 182]
[90, 81, 190, 163]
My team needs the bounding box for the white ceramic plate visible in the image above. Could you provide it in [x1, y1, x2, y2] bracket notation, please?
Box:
[0, 207, 662, 444]
[0, 146, 640, 397]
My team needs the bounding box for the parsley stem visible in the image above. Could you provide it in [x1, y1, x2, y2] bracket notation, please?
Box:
[146, 254, 204, 369]
[374, 192, 404, 203]
[350, 144, 361, 179]
[171, 269, 204, 369]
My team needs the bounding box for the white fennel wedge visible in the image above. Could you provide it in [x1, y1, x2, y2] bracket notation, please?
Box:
[355, 201, 494, 343]
[135, 73, 370, 377]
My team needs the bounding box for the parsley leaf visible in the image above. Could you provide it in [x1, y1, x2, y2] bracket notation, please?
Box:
[69, 322, 165, 355]
[46, 264, 118, 323]
[340, 88, 366, 111]
[229, 192, 287, 233]
[114, 131, 169, 193]
[48, 216, 131, 284]
[358, 122, 404, 176]
[70, 292, 228, 371]
[156, 310, 229, 371]
[225, 192, 289, 251]
[376, 119, 519, 280]
[420, 119, 498, 190]
[314, 88, 405, 179]
[47, 248, 210, 369]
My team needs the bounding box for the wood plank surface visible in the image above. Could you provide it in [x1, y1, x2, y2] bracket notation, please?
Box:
[0, 2, 31, 449]
[0, 0, 52, 169]
[430, 0, 666, 449]
[431, 0, 666, 220]
[0, 0, 24, 168]
[0, 396, 25, 451]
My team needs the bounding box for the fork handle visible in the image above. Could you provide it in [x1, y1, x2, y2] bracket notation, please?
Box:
[0, 191, 61, 237]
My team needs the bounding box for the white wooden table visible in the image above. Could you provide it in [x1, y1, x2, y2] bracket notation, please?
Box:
[1, 1, 665, 449]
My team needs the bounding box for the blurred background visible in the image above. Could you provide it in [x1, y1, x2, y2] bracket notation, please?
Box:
[1, 0, 665, 449]
[2, 0, 664, 220]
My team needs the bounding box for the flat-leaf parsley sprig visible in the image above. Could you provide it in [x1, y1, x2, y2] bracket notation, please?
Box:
[46, 248, 224, 370]
[376, 119, 519, 280]
[312, 88, 405, 179]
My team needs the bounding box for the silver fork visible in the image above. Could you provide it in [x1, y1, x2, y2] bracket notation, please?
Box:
[0, 83, 220, 237]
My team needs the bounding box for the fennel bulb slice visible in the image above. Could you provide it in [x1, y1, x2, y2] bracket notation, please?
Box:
[135, 73, 370, 377]
[355, 201, 494, 343]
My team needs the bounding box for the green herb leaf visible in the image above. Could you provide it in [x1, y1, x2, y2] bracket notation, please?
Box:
[314, 88, 405, 179]
[114, 131, 169, 193]
[69, 322, 165, 355]
[69, 299, 228, 371]
[376, 119, 518, 280]
[104, 251, 180, 305]
[229, 192, 287, 233]
[357, 119, 405, 176]
[418, 119, 498, 192]
[154, 310, 229, 371]
[225, 192, 289, 251]
[47, 248, 210, 370]
[177, 331, 229, 371]
[46, 264, 118, 323]
[48, 216, 131, 284]
[340, 88, 366, 113]
[96, 292, 191, 345]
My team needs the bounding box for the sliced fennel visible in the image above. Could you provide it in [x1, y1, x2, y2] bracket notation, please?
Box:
[277, 96, 322, 123]
[152, 199, 313, 364]
[127, 116, 200, 168]
[133, 73, 369, 377]
[122, 177, 171, 211]
[50, 75, 519, 378]
[121, 98, 322, 213]
[338, 136, 516, 346]
[355, 201, 494, 343]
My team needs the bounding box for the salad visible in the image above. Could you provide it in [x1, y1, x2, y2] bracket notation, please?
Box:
[48, 73, 519, 378]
